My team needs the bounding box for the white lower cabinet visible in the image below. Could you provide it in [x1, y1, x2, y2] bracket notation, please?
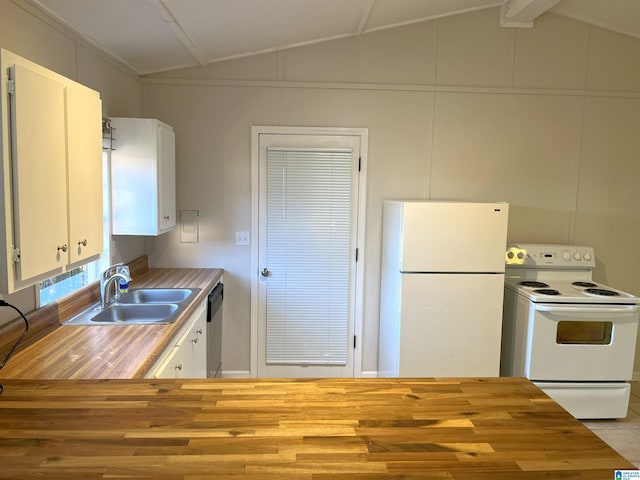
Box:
[151, 345, 182, 379]
[146, 300, 207, 379]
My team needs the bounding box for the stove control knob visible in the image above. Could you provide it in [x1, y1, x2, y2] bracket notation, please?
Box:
[517, 251, 525, 259]
[507, 251, 514, 260]
[562, 250, 571, 261]
[584, 251, 592, 261]
[573, 251, 582, 261]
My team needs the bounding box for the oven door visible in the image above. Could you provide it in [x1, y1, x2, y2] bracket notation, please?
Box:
[526, 304, 639, 381]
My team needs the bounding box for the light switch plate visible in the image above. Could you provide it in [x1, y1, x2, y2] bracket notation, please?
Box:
[181, 210, 199, 243]
[235, 231, 250, 246]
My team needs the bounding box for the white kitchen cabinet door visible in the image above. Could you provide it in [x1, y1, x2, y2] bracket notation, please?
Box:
[180, 301, 207, 378]
[10, 64, 68, 281]
[66, 85, 103, 263]
[158, 123, 176, 233]
[145, 300, 208, 379]
[151, 345, 183, 379]
[110, 117, 176, 236]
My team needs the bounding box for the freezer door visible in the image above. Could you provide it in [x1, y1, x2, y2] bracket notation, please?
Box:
[397, 273, 505, 377]
[395, 201, 508, 273]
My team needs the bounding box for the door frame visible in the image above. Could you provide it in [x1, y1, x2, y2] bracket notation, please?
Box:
[250, 126, 368, 377]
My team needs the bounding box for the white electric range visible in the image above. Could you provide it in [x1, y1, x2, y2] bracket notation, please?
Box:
[501, 244, 640, 419]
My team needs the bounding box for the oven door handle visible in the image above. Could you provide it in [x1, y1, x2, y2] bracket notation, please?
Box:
[535, 305, 639, 315]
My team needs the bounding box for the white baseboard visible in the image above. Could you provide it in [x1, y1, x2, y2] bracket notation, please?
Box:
[219, 370, 640, 382]
[221, 370, 252, 378]
[221, 370, 379, 378]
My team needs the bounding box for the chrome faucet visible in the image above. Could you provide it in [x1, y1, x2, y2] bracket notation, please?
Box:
[100, 264, 132, 308]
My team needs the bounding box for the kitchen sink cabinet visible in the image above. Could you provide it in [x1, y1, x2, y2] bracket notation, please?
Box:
[151, 344, 181, 379]
[145, 299, 207, 379]
[180, 300, 208, 378]
[110, 117, 176, 236]
[0, 49, 103, 293]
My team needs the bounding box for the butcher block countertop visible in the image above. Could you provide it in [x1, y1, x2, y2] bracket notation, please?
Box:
[0, 377, 634, 478]
[0, 258, 222, 379]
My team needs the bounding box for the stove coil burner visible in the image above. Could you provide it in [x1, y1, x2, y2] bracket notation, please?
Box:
[584, 288, 620, 297]
[520, 281, 549, 288]
[533, 288, 561, 295]
[572, 281, 597, 288]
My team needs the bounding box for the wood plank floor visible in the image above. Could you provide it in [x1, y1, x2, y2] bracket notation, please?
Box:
[0, 377, 635, 478]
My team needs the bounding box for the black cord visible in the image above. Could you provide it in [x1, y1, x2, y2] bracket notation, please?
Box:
[0, 300, 30, 395]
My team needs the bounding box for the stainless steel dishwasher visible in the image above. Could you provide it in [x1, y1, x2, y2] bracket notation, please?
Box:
[207, 282, 223, 378]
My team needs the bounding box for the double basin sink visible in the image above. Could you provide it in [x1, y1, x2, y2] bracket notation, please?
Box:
[63, 288, 201, 325]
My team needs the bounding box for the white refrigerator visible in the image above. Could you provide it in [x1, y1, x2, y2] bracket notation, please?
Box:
[378, 201, 509, 377]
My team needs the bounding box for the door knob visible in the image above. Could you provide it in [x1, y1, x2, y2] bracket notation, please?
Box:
[261, 268, 271, 277]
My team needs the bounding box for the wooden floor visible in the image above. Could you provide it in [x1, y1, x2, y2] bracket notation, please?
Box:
[0, 377, 635, 478]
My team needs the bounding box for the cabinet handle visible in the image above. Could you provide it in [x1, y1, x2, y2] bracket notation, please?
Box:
[57, 244, 68, 253]
[192, 337, 198, 344]
[78, 239, 88, 247]
[163, 215, 170, 220]
[175, 364, 182, 371]
[196, 329, 203, 335]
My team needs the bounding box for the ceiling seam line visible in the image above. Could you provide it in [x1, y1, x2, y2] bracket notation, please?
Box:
[152, 0, 207, 66]
[356, 0, 375, 36]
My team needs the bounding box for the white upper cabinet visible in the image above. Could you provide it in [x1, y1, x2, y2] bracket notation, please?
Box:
[0, 49, 103, 294]
[9, 64, 68, 282]
[66, 85, 104, 263]
[110, 117, 176, 236]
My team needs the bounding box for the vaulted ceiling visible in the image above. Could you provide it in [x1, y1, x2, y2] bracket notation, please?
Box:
[29, 0, 640, 75]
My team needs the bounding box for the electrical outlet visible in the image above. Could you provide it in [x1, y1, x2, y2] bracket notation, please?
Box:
[235, 231, 250, 246]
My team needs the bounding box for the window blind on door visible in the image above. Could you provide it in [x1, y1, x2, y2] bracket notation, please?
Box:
[265, 147, 353, 365]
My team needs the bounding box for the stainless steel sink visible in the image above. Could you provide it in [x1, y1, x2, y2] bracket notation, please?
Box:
[90, 303, 179, 324]
[116, 288, 196, 304]
[62, 287, 201, 325]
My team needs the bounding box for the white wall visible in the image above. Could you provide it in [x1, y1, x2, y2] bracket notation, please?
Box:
[143, 7, 640, 377]
[0, 0, 143, 322]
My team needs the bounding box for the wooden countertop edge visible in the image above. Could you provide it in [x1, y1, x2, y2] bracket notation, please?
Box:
[0, 256, 223, 380]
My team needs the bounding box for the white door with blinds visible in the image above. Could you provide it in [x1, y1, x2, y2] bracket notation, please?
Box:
[256, 132, 362, 377]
